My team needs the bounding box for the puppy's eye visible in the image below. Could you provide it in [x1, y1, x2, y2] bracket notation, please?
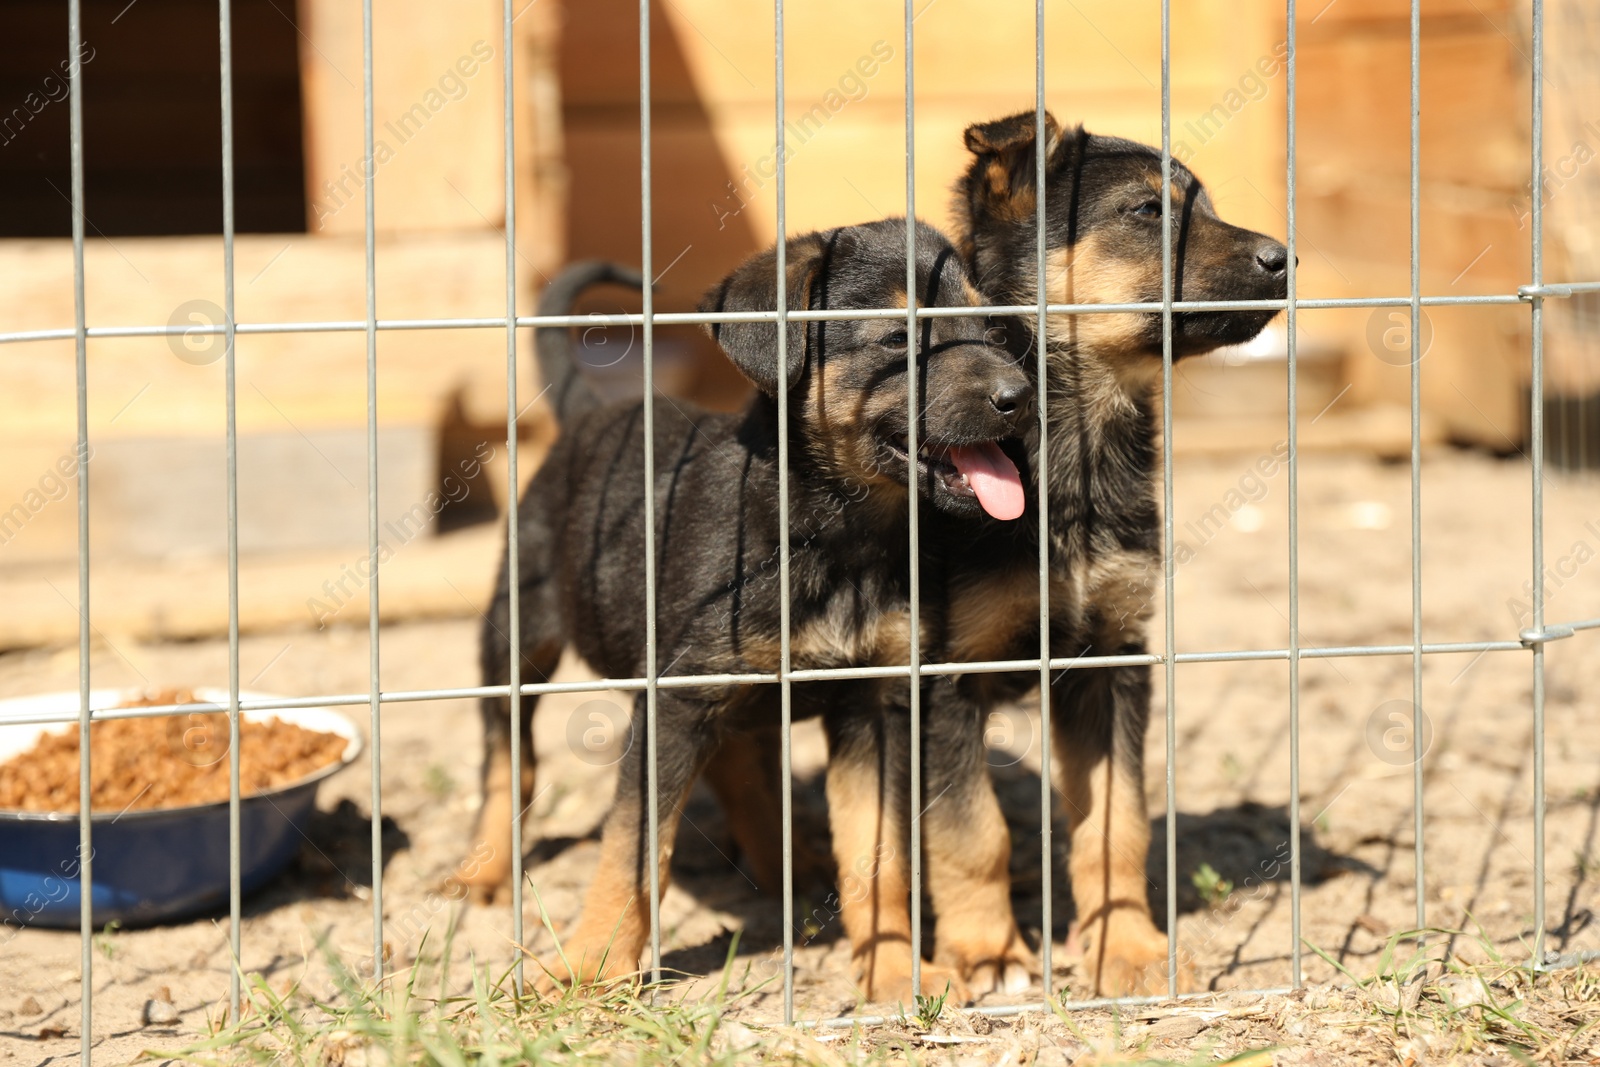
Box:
[881, 329, 908, 348]
[1129, 199, 1163, 218]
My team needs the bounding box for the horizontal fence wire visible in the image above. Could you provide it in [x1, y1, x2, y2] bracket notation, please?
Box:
[13, 292, 1600, 347]
[801, 986, 1301, 1029]
[42, 0, 1582, 1049]
[6, 633, 1584, 730]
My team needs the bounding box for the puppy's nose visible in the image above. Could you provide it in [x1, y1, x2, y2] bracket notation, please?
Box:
[1256, 242, 1290, 275]
[989, 379, 1029, 417]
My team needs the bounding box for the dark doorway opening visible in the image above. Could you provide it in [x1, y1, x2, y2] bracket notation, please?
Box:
[0, 0, 307, 237]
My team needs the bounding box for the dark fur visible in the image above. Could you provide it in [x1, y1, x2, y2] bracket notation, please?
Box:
[916, 110, 1291, 995]
[462, 219, 1035, 1003]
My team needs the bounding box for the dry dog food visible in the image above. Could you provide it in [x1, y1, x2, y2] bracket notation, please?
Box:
[0, 689, 348, 813]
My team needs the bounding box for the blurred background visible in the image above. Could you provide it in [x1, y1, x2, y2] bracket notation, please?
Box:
[0, 0, 1594, 647]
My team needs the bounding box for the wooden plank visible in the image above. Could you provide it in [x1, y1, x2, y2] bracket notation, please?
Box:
[297, 0, 509, 234]
[0, 232, 527, 439]
[0, 526, 505, 652]
[1296, 28, 1528, 193]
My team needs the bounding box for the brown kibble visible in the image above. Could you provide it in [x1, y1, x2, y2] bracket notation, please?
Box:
[0, 690, 346, 813]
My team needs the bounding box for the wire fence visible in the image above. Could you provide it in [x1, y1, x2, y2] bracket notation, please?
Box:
[9, 0, 1600, 1058]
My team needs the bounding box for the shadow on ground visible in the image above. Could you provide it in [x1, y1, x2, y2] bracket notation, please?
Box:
[249, 798, 411, 913]
[647, 754, 1373, 980]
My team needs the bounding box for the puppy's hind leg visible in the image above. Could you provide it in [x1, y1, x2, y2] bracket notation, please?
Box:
[461, 560, 564, 905]
[700, 719, 833, 896]
[537, 687, 712, 990]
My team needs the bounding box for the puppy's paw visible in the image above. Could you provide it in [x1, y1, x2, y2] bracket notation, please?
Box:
[1080, 909, 1193, 997]
[965, 945, 1038, 997]
[460, 878, 507, 906]
[454, 851, 513, 905]
[937, 922, 1039, 997]
[856, 951, 972, 1007]
[530, 938, 639, 995]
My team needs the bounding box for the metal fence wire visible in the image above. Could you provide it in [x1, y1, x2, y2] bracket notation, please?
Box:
[13, 0, 1600, 1058]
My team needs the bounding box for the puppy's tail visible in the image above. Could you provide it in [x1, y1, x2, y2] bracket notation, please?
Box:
[536, 260, 647, 426]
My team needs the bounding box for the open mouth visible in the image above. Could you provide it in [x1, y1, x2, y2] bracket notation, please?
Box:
[885, 433, 1026, 521]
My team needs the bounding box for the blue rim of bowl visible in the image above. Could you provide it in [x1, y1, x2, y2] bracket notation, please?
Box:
[0, 689, 363, 823]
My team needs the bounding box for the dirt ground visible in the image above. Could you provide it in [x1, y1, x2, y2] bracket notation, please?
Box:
[2, 448, 1598, 1064]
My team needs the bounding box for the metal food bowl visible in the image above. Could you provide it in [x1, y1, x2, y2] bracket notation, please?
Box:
[0, 689, 360, 929]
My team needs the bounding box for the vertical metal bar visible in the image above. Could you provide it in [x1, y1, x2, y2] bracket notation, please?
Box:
[902, 0, 922, 1000]
[1033, 0, 1052, 1001]
[218, 0, 244, 1017]
[501, 0, 524, 997]
[362, 0, 385, 988]
[66, 0, 91, 1058]
[1408, 0, 1426, 940]
[1284, 0, 1303, 988]
[1159, 0, 1179, 998]
[1529, 0, 1548, 969]
[774, 0, 796, 1025]
[639, 0, 663, 986]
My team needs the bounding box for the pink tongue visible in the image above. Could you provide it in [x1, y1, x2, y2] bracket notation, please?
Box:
[947, 441, 1025, 521]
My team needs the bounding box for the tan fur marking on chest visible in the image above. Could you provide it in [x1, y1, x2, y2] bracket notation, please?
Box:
[1079, 548, 1158, 643]
[788, 608, 922, 670]
[947, 566, 1040, 663]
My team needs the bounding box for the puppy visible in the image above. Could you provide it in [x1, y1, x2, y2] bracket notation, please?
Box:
[463, 218, 1035, 1003]
[920, 109, 1291, 996]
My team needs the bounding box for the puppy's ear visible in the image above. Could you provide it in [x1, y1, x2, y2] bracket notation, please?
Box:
[960, 110, 1073, 213]
[699, 231, 831, 396]
[964, 109, 1060, 157]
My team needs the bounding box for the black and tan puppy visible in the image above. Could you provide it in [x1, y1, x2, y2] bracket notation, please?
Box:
[463, 218, 1036, 1002]
[925, 109, 1290, 995]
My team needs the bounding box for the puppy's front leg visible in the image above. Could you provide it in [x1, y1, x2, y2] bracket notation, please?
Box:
[1055, 662, 1189, 996]
[825, 706, 969, 1006]
[923, 681, 1037, 996]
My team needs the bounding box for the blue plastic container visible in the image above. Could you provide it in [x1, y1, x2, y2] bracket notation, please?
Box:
[0, 690, 360, 929]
